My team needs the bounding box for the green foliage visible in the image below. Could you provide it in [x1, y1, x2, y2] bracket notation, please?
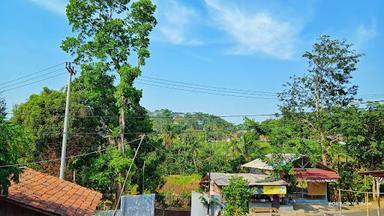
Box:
[0, 96, 5, 116]
[280, 35, 362, 114]
[151, 110, 238, 176]
[164, 174, 201, 186]
[11, 88, 66, 155]
[62, 0, 157, 120]
[0, 98, 35, 195]
[278, 35, 363, 163]
[222, 177, 251, 216]
[87, 148, 134, 200]
[9, 67, 162, 202]
[342, 103, 384, 169]
[241, 118, 271, 160]
[60, 0, 160, 203]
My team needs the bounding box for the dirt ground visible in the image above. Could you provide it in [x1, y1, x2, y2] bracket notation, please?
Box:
[248, 202, 384, 216]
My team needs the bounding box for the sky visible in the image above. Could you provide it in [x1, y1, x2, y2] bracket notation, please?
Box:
[0, 0, 383, 123]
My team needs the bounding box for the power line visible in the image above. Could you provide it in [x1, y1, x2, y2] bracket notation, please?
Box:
[71, 113, 278, 118]
[136, 80, 276, 99]
[141, 76, 277, 95]
[39, 129, 239, 136]
[0, 68, 65, 89]
[138, 77, 277, 96]
[0, 62, 65, 87]
[0, 72, 66, 93]
[4, 113, 279, 118]
[0, 136, 143, 169]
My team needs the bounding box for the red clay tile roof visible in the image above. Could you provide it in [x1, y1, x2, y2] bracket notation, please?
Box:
[5, 168, 102, 216]
[294, 168, 340, 182]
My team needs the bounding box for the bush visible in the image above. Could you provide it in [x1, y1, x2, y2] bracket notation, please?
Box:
[222, 177, 251, 216]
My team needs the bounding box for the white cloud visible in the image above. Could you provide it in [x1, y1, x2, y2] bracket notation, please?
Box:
[353, 20, 378, 47]
[29, 0, 67, 15]
[204, 0, 301, 59]
[156, 0, 202, 46]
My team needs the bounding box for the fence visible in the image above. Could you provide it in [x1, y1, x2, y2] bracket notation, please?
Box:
[333, 189, 384, 216]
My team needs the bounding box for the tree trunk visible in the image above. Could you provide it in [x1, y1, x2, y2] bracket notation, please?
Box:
[320, 129, 327, 163]
[193, 150, 198, 173]
[314, 70, 327, 164]
[119, 104, 125, 153]
[116, 97, 126, 205]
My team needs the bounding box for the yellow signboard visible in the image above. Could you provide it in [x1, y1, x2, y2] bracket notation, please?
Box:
[252, 185, 287, 195]
[263, 186, 287, 195]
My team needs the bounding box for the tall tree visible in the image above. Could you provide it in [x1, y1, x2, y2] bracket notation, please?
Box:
[279, 35, 362, 163]
[62, 0, 157, 198]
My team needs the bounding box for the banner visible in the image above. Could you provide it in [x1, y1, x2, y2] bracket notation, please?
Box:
[253, 186, 287, 195]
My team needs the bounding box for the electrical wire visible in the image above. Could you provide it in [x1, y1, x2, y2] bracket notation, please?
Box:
[0, 68, 66, 89]
[136, 80, 276, 99]
[3, 112, 278, 119]
[39, 129, 238, 136]
[138, 77, 277, 96]
[0, 72, 66, 93]
[141, 76, 277, 95]
[0, 62, 65, 87]
[0, 136, 143, 168]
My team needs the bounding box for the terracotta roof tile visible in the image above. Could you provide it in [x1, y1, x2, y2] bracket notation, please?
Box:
[4, 168, 102, 216]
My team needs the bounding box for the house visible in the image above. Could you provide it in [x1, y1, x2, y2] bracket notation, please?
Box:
[294, 166, 340, 201]
[0, 168, 102, 216]
[242, 155, 340, 202]
[201, 172, 288, 208]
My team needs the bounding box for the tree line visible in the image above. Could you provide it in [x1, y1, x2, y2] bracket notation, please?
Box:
[0, 0, 383, 211]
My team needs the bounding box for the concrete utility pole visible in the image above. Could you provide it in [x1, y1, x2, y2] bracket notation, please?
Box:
[59, 62, 75, 179]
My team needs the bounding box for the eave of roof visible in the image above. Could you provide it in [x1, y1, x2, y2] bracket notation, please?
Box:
[207, 172, 288, 186]
[294, 168, 340, 182]
[359, 170, 384, 177]
[241, 159, 273, 170]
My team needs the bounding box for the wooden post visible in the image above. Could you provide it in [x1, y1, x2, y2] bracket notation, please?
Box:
[366, 192, 369, 216]
[372, 177, 377, 200]
[339, 189, 342, 216]
[377, 178, 381, 216]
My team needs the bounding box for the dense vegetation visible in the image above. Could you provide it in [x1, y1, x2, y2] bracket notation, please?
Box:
[0, 0, 383, 210]
[222, 177, 252, 216]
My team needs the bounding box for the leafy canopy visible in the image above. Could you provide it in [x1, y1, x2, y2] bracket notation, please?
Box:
[0, 98, 35, 195]
[222, 177, 251, 216]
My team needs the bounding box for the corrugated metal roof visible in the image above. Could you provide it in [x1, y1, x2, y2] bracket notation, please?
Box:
[241, 154, 300, 170]
[209, 172, 288, 186]
[294, 168, 340, 182]
[241, 159, 273, 170]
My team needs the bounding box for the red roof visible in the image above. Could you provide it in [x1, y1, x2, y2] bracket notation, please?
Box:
[4, 168, 102, 216]
[294, 168, 340, 182]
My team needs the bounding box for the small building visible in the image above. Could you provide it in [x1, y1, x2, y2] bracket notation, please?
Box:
[242, 155, 340, 202]
[201, 172, 288, 208]
[294, 167, 340, 201]
[0, 168, 102, 216]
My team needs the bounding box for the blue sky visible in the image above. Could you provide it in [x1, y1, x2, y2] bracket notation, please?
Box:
[0, 0, 383, 123]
